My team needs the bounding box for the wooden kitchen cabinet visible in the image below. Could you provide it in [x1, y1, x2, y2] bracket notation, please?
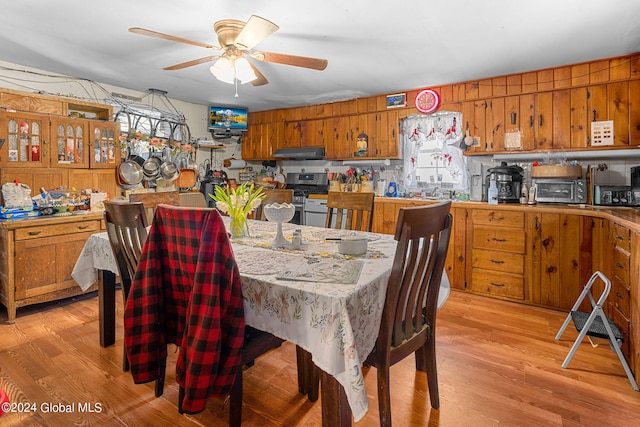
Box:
[485, 97, 505, 152]
[445, 207, 468, 291]
[0, 213, 103, 323]
[468, 209, 526, 300]
[282, 120, 303, 149]
[527, 213, 593, 310]
[610, 221, 632, 358]
[243, 119, 283, 160]
[630, 230, 640, 377]
[324, 115, 353, 160]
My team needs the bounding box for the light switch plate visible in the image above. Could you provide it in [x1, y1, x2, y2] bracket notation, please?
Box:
[591, 120, 614, 146]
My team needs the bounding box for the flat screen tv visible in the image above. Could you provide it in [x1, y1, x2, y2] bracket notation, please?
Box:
[208, 106, 248, 131]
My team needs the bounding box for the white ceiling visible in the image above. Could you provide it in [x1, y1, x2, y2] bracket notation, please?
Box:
[1, 0, 640, 112]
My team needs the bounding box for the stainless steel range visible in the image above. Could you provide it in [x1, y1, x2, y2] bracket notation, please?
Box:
[285, 173, 328, 225]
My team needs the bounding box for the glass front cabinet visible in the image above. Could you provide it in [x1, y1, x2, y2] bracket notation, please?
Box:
[0, 111, 49, 167]
[0, 111, 119, 169]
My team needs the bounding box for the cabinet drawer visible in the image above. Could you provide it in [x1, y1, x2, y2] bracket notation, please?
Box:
[471, 210, 524, 228]
[473, 226, 525, 253]
[471, 249, 524, 274]
[15, 221, 100, 240]
[471, 269, 524, 299]
[612, 246, 630, 285]
[611, 222, 630, 251]
[611, 306, 630, 359]
[612, 275, 631, 320]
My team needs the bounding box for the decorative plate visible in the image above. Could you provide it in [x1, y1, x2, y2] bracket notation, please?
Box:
[415, 89, 441, 114]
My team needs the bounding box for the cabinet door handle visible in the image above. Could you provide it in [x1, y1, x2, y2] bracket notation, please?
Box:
[78, 225, 89, 230]
[593, 109, 598, 121]
[510, 111, 517, 125]
[490, 259, 505, 264]
[616, 292, 623, 299]
[615, 234, 624, 241]
[28, 230, 42, 236]
[539, 115, 544, 126]
[616, 262, 624, 269]
[492, 237, 507, 242]
[490, 282, 506, 287]
[529, 116, 533, 127]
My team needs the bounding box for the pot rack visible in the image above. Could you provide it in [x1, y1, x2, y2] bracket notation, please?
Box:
[111, 89, 191, 144]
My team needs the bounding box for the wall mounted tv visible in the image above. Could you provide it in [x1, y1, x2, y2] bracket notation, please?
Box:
[208, 106, 248, 131]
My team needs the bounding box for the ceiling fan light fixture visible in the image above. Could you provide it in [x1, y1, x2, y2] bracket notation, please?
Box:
[234, 57, 257, 84]
[210, 56, 257, 85]
[210, 57, 235, 84]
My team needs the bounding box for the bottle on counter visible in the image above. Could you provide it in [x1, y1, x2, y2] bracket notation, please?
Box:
[520, 183, 528, 204]
[527, 185, 537, 205]
[488, 179, 498, 205]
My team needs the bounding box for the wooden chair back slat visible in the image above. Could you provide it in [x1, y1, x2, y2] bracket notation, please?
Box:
[255, 189, 293, 220]
[324, 191, 374, 231]
[129, 191, 180, 224]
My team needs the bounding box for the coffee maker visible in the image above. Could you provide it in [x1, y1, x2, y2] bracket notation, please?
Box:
[485, 162, 523, 203]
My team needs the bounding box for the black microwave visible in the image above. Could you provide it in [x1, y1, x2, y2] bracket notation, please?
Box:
[532, 179, 587, 204]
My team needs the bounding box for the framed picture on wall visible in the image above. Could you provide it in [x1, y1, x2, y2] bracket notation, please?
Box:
[386, 93, 407, 109]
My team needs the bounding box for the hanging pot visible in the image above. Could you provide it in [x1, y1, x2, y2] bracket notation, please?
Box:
[159, 161, 180, 181]
[127, 154, 145, 167]
[118, 160, 144, 185]
[142, 157, 162, 181]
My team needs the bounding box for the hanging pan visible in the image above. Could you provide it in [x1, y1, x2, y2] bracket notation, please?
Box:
[118, 160, 144, 185]
[176, 168, 197, 189]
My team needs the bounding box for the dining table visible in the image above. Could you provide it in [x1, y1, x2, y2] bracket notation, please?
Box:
[72, 215, 450, 425]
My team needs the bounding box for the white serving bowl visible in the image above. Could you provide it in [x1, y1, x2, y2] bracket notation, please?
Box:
[338, 236, 368, 255]
[263, 203, 295, 223]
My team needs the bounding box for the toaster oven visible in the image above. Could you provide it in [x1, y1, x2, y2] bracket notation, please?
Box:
[532, 179, 587, 204]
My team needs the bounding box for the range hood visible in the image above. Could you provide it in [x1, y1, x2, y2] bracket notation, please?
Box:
[272, 146, 325, 160]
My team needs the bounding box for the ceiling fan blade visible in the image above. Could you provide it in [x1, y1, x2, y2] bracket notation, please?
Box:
[129, 27, 219, 50]
[253, 51, 328, 71]
[163, 55, 221, 70]
[248, 62, 269, 86]
[234, 15, 279, 50]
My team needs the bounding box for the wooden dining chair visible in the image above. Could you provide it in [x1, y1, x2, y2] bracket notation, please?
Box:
[129, 190, 180, 224]
[178, 191, 208, 208]
[123, 205, 284, 426]
[367, 201, 452, 425]
[296, 191, 377, 401]
[254, 188, 293, 220]
[324, 191, 375, 231]
[102, 201, 167, 396]
[302, 201, 453, 423]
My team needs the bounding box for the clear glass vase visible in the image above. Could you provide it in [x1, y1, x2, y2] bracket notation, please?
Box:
[229, 214, 249, 238]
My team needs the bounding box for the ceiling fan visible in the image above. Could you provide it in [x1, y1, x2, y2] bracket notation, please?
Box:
[129, 15, 328, 87]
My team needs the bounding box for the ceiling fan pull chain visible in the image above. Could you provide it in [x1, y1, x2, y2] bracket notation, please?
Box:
[234, 78, 239, 98]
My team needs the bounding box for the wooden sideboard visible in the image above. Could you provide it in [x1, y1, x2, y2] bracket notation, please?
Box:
[0, 212, 105, 323]
[373, 197, 640, 381]
[0, 88, 121, 323]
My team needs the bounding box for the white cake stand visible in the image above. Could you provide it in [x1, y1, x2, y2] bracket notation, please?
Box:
[263, 203, 296, 247]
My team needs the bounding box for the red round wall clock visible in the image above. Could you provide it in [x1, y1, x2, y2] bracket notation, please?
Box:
[415, 89, 441, 114]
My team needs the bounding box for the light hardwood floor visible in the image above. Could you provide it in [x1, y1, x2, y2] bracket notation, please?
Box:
[1, 290, 639, 426]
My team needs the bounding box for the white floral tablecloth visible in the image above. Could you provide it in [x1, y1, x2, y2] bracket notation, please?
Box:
[72, 218, 449, 422]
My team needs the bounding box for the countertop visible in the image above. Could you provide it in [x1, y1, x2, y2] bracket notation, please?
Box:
[0, 210, 104, 229]
[374, 196, 640, 231]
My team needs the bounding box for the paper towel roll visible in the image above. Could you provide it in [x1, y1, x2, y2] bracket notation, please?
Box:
[226, 159, 247, 169]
